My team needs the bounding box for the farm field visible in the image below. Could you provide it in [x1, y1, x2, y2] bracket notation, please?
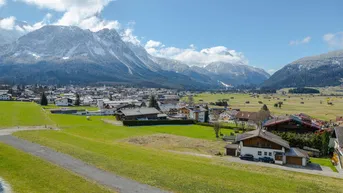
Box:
[190, 93, 343, 121]
[0, 142, 112, 193]
[0, 102, 52, 128]
[14, 111, 343, 193]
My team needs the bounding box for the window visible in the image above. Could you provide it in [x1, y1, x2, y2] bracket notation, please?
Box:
[269, 152, 272, 156]
[264, 152, 267, 156]
[258, 151, 262, 156]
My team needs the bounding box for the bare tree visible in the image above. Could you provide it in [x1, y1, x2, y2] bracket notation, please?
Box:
[254, 104, 271, 129]
[213, 121, 221, 138]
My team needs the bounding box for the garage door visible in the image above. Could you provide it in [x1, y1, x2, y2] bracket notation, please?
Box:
[226, 149, 236, 156]
[286, 156, 302, 165]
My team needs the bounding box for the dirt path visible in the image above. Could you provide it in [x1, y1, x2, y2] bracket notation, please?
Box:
[0, 135, 170, 193]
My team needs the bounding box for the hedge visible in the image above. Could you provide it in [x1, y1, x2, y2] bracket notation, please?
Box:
[123, 120, 195, 126]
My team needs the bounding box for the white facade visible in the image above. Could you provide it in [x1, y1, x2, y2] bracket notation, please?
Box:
[189, 110, 206, 123]
[0, 94, 11, 101]
[239, 141, 286, 163]
[56, 98, 73, 106]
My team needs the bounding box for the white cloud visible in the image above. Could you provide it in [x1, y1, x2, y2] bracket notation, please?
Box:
[19, 0, 119, 32]
[121, 28, 140, 45]
[323, 32, 343, 48]
[289, 36, 311, 46]
[0, 16, 15, 30]
[0, 0, 6, 7]
[145, 40, 247, 66]
[145, 40, 163, 49]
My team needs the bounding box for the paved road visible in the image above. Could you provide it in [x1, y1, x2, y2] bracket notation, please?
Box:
[227, 156, 343, 179]
[0, 135, 170, 193]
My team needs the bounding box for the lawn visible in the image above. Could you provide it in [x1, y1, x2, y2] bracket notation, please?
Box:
[14, 114, 343, 193]
[189, 93, 343, 121]
[0, 102, 52, 128]
[311, 157, 338, 172]
[0, 142, 112, 193]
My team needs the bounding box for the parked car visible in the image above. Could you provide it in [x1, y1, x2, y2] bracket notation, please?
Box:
[258, 157, 275, 163]
[239, 154, 254, 161]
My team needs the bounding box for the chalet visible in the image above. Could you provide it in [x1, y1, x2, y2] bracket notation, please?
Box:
[235, 111, 257, 122]
[118, 107, 165, 121]
[263, 115, 321, 133]
[226, 129, 309, 166]
[179, 107, 191, 118]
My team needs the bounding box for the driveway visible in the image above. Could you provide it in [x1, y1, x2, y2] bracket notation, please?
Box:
[0, 135, 170, 193]
[0, 126, 57, 136]
[227, 156, 343, 179]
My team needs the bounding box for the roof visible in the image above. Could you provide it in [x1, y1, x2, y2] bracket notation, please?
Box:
[235, 111, 257, 121]
[120, 108, 160, 116]
[334, 127, 343, 148]
[235, 129, 290, 149]
[285, 148, 309, 158]
[263, 115, 321, 130]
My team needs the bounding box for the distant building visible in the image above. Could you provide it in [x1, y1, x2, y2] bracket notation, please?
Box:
[263, 115, 321, 133]
[55, 98, 73, 106]
[118, 107, 166, 121]
[189, 106, 208, 123]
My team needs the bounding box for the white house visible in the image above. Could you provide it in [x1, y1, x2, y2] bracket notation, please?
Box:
[55, 98, 73, 106]
[226, 129, 309, 166]
[189, 106, 207, 123]
[0, 94, 11, 101]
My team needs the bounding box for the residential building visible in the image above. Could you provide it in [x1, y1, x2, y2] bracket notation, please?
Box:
[117, 107, 165, 120]
[226, 129, 309, 166]
[55, 98, 73, 106]
[189, 106, 208, 123]
[330, 127, 343, 169]
[263, 115, 321, 133]
[0, 93, 11, 101]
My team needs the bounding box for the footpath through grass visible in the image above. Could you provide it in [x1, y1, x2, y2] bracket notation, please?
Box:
[15, 114, 343, 193]
[0, 142, 112, 193]
[0, 102, 52, 128]
[311, 157, 338, 172]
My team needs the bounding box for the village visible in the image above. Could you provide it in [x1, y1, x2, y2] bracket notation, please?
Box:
[1, 84, 343, 175]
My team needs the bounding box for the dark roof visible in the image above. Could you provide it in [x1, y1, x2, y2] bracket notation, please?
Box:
[235, 111, 257, 121]
[263, 115, 321, 130]
[225, 143, 239, 149]
[120, 108, 160, 116]
[285, 148, 309, 158]
[235, 129, 290, 149]
[334, 127, 343, 147]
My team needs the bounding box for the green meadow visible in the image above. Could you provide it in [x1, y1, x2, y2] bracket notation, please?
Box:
[0, 102, 52, 128]
[0, 142, 112, 193]
[12, 109, 343, 193]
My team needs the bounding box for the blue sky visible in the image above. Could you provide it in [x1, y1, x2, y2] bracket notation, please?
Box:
[0, 0, 342, 73]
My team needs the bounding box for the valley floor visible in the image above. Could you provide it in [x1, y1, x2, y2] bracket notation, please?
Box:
[2, 101, 343, 192]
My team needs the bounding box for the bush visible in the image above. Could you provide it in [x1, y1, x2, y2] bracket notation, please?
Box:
[123, 120, 195, 126]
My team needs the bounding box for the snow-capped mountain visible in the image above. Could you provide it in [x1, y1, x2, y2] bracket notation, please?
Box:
[0, 24, 270, 88]
[262, 50, 343, 88]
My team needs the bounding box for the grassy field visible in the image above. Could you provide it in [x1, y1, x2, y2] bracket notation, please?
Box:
[311, 157, 338, 172]
[13, 113, 343, 193]
[190, 93, 343, 121]
[0, 101, 52, 128]
[0, 142, 112, 193]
